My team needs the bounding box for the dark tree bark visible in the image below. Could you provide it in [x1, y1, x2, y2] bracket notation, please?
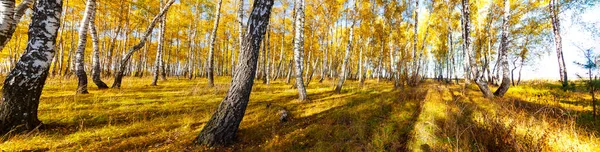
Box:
[0, 0, 61, 135]
[112, 0, 174, 88]
[494, 0, 511, 97]
[88, 0, 108, 89]
[194, 0, 274, 146]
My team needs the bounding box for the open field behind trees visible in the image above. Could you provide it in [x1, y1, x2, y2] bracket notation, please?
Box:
[0, 77, 598, 151]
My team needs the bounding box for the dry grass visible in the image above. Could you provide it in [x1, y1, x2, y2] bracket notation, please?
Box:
[408, 82, 600, 152]
[0, 76, 420, 151]
[0, 77, 599, 151]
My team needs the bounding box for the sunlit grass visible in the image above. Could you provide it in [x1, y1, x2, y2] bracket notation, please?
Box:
[0, 77, 599, 151]
[0, 76, 418, 151]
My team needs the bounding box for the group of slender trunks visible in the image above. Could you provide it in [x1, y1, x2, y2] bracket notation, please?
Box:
[0, 0, 570, 147]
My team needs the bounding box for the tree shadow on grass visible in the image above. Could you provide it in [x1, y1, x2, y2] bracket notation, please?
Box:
[503, 97, 600, 135]
[445, 85, 598, 151]
[426, 87, 533, 151]
[227, 87, 427, 151]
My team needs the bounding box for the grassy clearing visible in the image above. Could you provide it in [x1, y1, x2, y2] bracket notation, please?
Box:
[0, 77, 599, 151]
[0, 77, 421, 151]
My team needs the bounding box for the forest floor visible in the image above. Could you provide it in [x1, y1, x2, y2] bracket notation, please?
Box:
[0, 76, 599, 151]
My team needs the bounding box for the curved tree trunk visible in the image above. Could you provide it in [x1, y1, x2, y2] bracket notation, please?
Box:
[494, 0, 511, 97]
[194, 0, 274, 146]
[207, 0, 223, 87]
[112, 0, 174, 88]
[463, 0, 493, 98]
[335, 20, 354, 93]
[293, 0, 308, 100]
[75, 0, 96, 94]
[0, 0, 34, 51]
[88, 0, 108, 89]
[0, 0, 61, 135]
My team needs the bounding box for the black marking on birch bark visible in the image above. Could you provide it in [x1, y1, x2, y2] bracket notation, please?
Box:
[0, 0, 61, 135]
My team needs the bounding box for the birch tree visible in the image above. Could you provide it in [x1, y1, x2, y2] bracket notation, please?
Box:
[152, 1, 168, 86]
[293, 0, 308, 100]
[0, 0, 61, 135]
[335, 5, 356, 94]
[89, 0, 108, 89]
[463, 0, 494, 98]
[195, 0, 274, 146]
[75, 0, 96, 94]
[236, 0, 246, 74]
[207, 0, 223, 87]
[0, 0, 34, 51]
[549, 0, 568, 88]
[494, 0, 511, 97]
[112, 0, 175, 88]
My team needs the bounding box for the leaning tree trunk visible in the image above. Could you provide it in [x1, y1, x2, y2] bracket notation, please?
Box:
[112, 0, 174, 88]
[194, 0, 274, 146]
[494, 0, 511, 97]
[88, 0, 108, 89]
[335, 12, 355, 94]
[0, 0, 61, 135]
[207, 0, 223, 87]
[292, 0, 308, 101]
[0, 0, 34, 51]
[549, 0, 568, 88]
[463, 0, 493, 98]
[75, 0, 96, 94]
